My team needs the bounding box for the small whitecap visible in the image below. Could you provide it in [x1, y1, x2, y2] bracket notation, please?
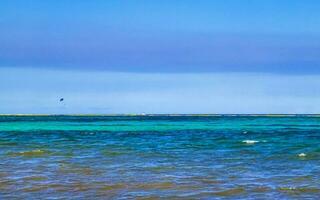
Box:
[242, 131, 248, 134]
[298, 153, 306, 157]
[242, 140, 259, 144]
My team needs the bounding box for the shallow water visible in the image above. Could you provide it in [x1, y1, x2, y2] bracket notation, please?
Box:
[0, 115, 320, 199]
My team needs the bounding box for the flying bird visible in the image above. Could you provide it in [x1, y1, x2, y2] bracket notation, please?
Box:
[59, 98, 64, 102]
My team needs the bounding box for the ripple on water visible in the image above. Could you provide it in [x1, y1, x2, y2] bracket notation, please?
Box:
[99, 183, 127, 191]
[183, 176, 222, 185]
[0, 141, 18, 147]
[103, 150, 129, 157]
[134, 182, 177, 190]
[291, 175, 314, 182]
[188, 187, 247, 198]
[0, 180, 12, 191]
[136, 196, 161, 200]
[211, 187, 246, 196]
[57, 162, 96, 176]
[22, 182, 92, 193]
[22, 184, 63, 193]
[98, 181, 186, 193]
[7, 149, 50, 157]
[23, 176, 48, 182]
[250, 186, 271, 193]
[144, 165, 176, 173]
[278, 187, 320, 195]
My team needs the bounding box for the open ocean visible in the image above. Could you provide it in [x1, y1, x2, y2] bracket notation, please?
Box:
[0, 115, 320, 199]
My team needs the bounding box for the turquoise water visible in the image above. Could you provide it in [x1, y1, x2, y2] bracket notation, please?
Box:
[0, 115, 320, 199]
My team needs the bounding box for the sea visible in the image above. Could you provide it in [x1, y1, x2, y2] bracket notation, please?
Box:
[0, 115, 319, 199]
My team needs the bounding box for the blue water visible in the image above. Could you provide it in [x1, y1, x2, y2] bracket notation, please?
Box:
[0, 115, 320, 199]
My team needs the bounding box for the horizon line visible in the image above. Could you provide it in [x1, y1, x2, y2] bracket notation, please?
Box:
[1, 114, 320, 117]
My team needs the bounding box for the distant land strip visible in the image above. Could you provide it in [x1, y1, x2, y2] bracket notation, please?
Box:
[1, 114, 320, 117]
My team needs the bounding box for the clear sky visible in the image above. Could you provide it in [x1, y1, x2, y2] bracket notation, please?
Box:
[1, 0, 320, 114]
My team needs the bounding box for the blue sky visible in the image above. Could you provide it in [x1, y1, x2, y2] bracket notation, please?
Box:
[1, 1, 320, 113]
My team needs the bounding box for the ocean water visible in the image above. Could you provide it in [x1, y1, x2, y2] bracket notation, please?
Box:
[0, 115, 320, 199]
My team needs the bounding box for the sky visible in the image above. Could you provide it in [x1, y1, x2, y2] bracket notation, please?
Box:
[1, 0, 320, 114]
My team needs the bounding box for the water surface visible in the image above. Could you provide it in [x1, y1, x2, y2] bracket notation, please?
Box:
[0, 115, 319, 199]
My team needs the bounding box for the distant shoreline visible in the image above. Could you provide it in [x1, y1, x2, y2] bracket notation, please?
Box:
[1, 114, 320, 117]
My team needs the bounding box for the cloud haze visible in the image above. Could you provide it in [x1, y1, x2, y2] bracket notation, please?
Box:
[1, 0, 320, 73]
[1, 67, 320, 114]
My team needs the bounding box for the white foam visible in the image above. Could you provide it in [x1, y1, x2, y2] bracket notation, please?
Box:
[298, 153, 306, 157]
[242, 140, 259, 144]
